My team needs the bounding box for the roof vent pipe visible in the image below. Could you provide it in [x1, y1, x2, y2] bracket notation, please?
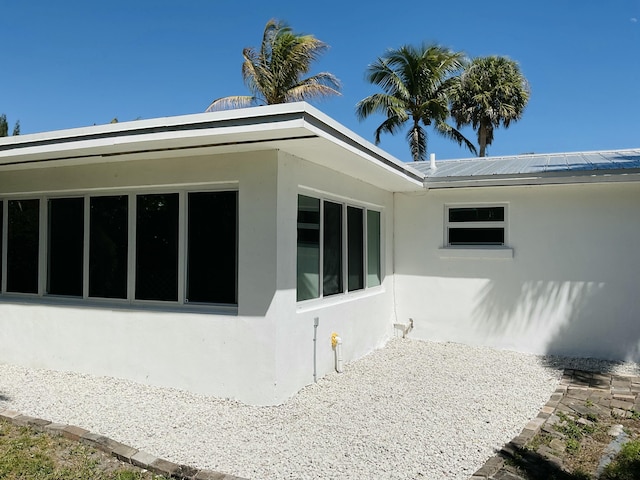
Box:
[430, 153, 437, 170]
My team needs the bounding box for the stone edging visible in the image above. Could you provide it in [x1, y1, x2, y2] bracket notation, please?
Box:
[0, 407, 246, 480]
[470, 369, 640, 479]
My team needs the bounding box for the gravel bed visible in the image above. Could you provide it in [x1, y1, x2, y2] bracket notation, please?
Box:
[1, 338, 638, 480]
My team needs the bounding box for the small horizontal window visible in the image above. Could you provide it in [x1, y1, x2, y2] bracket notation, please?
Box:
[446, 205, 507, 247]
[449, 206, 504, 223]
[449, 227, 504, 246]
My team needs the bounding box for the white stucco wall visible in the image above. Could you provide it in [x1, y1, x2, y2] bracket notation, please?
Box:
[0, 152, 285, 405]
[0, 149, 398, 405]
[394, 182, 640, 362]
[271, 152, 396, 400]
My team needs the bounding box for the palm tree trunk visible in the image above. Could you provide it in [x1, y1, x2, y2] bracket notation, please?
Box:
[479, 123, 487, 157]
[411, 126, 418, 162]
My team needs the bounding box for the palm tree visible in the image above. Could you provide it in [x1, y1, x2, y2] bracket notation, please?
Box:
[206, 19, 341, 111]
[355, 43, 476, 162]
[450, 56, 530, 157]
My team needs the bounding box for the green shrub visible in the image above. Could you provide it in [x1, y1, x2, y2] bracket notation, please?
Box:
[601, 440, 640, 480]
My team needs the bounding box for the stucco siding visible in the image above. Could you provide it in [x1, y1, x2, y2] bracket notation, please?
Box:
[272, 152, 396, 401]
[0, 151, 287, 405]
[394, 182, 640, 361]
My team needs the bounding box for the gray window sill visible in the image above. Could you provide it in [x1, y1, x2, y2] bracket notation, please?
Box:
[437, 246, 514, 260]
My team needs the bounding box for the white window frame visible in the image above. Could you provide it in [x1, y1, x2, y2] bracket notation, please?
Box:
[0, 185, 239, 313]
[439, 203, 513, 259]
[296, 190, 383, 304]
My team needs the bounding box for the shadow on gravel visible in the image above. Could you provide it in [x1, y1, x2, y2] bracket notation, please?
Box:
[0, 392, 10, 402]
[501, 448, 589, 480]
[540, 356, 640, 377]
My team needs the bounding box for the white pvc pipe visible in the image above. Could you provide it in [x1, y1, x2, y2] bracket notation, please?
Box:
[335, 336, 343, 373]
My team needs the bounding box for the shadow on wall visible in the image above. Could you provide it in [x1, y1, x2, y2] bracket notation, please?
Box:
[474, 275, 640, 363]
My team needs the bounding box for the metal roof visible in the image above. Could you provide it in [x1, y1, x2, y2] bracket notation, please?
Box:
[412, 149, 640, 188]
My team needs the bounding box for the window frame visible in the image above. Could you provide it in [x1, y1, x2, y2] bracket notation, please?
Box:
[445, 203, 508, 247]
[296, 191, 383, 304]
[0, 186, 239, 312]
[441, 203, 513, 259]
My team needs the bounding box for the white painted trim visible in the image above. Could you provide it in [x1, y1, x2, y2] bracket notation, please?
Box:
[296, 191, 384, 304]
[0, 186, 239, 308]
[296, 284, 386, 312]
[444, 203, 509, 247]
[437, 246, 514, 259]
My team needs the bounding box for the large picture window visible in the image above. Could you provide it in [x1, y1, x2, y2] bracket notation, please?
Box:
[323, 201, 343, 296]
[445, 205, 506, 246]
[187, 191, 237, 304]
[135, 193, 179, 302]
[0, 189, 238, 308]
[7, 199, 40, 294]
[347, 206, 364, 292]
[48, 197, 84, 296]
[0, 201, 3, 289]
[89, 195, 128, 299]
[296, 196, 320, 301]
[296, 194, 382, 302]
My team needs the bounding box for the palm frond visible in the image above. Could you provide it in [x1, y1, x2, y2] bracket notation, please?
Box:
[357, 42, 471, 159]
[449, 55, 529, 156]
[208, 19, 340, 110]
[435, 121, 478, 155]
[374, 115, 406, 144]
[206, 96, 261, 112]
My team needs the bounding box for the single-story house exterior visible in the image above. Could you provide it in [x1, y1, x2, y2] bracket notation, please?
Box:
[0, 102, 638, 405]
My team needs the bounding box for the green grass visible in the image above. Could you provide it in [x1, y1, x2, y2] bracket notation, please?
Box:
[601, 440, 640, 480]
[0, 419, 167, 480]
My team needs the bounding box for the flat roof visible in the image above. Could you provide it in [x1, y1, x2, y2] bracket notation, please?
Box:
[0, 102, 425, 192]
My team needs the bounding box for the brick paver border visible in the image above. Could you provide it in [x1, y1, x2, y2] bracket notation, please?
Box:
[0, 407, 246, 480]
[470, 369, 640, 480]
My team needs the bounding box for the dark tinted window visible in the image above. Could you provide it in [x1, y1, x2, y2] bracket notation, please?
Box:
[48, 198, 84, 296]
[449, 228, 504, 245]
[347, 206, 364, 291]
[135, 193, 179, 301]
[296, 195, 320, 301]
[187, 191, 237, 304]
[7, 199, 40, 293]
[323, 201, 343, 296]
[449, 207, 504, 222]
[0, 201, 3, 289]
[89, 196, 128, 299]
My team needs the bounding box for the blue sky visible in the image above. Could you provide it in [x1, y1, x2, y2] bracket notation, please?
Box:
[2, 1, 639, 162]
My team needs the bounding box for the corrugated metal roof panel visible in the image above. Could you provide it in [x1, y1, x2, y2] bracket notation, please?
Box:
[413, 149, 640, 180]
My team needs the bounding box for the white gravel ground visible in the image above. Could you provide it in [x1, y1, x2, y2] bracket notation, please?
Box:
[1, 338, 639, 480]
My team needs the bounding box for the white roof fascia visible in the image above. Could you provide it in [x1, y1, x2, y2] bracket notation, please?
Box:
[0, 102, 425, 192]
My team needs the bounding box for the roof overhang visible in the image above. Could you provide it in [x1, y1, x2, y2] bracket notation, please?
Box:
[424, 170, 640, 189]
[0, 103, 424, 192]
